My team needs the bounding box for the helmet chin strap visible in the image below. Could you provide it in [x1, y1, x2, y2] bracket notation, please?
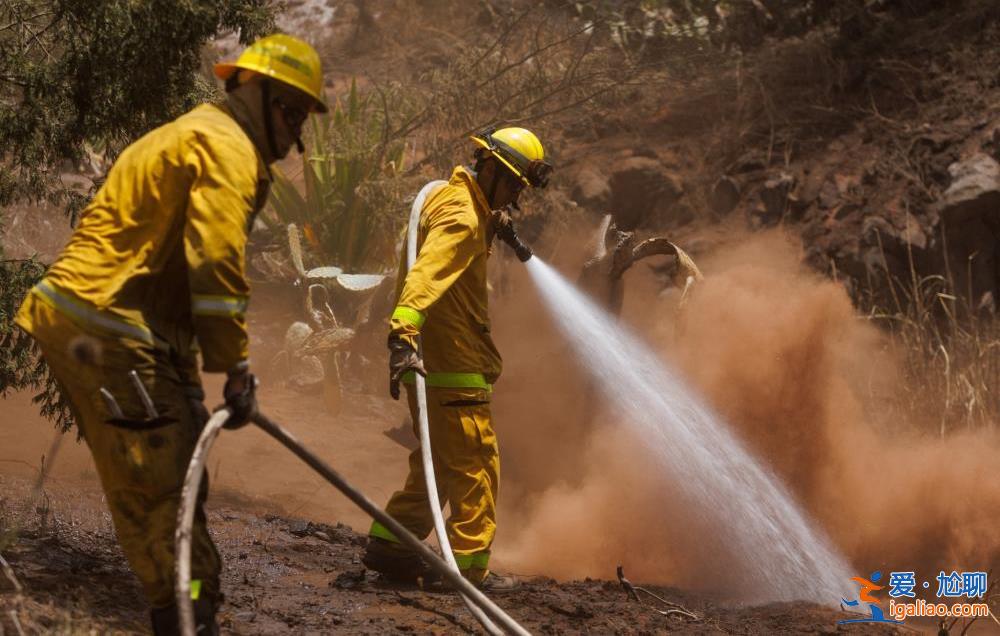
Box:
[261, 80, 280, 161]
[472, 158, 511, 209]
[487, 169, 500, 208]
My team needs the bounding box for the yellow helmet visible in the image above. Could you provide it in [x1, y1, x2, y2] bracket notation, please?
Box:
[471, 126, 552, 188]
[214, 34, 328, 113]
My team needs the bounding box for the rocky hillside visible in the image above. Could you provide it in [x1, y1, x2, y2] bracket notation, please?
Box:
[553, 1, 1000, 312]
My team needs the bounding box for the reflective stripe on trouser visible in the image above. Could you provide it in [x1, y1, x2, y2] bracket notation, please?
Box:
[401, 370, 492, 392]
[370, 385, 498, 571]
[17, 293, 221, 608]
[369, 520, 491, 570]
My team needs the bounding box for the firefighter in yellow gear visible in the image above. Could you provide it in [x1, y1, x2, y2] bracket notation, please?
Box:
[363, 127, 552, 591]
[14, 34, 326, 635]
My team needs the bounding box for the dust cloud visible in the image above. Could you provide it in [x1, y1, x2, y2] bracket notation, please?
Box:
[4, 229, 999, 599]
[493, 230, 1000, 597]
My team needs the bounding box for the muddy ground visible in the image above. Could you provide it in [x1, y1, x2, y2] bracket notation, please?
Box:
[0, 476, 899, 636]
[0, 386, 909, 636]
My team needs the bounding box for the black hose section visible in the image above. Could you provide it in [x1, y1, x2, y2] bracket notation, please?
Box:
[500, 226, 533, 262]
[249, 412, 531, 636]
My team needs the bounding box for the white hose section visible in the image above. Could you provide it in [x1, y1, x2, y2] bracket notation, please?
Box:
[407, 181, 504, 635]
[175, 408, 229, 636]
[176, 406, 530, 636]
[173, 186, 526, 634]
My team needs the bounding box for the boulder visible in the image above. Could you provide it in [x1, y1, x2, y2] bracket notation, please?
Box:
[607, 156, 684, 231]
[758, 172, 797, 224]
[570, 165, 611, 210]
[709, 176, 740, 216]
[860, 213, 927, 251]
[937, 154, 1000, 309]
[939, 153, 1000, 225]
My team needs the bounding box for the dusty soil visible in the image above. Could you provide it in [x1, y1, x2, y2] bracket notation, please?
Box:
[0, 473, 899, 636]
[0, 384, 903, 635]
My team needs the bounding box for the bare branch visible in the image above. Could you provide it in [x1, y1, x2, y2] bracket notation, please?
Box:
[617, 565, 698, 621]
[0, 552, 23, 593]
[467, 3, 536, 72]
[0, 9, 52, 34]
[472, 22, 593, 93]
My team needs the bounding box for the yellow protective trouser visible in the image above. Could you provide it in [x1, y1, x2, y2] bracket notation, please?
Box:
[371, 385, 499, 575]
[18, 294, 220, 608]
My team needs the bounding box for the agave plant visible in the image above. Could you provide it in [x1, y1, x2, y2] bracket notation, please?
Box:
[262, 80, 416, 399]
[265, 78, 411, 274]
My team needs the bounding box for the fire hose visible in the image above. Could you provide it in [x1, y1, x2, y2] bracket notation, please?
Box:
[174, 408, 530, 636]
[176, 181, 535, 635]
[390, 179, 532, 632]
[398, 180, 505, 634]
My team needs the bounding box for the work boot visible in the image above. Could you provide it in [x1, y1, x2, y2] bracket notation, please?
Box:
[150, 597, 219, 636]
[466, 567, 520, 593]
[150, 605, 178, 636]
[362, 537, 431, 584]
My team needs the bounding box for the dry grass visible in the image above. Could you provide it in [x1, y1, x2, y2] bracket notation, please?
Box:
[0, 475, 127, 635]
[863, 239, 1000, 435]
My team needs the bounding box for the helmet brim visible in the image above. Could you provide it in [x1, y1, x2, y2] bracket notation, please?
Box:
[213, 62, 239, 80]
[214, 62, 328, 113]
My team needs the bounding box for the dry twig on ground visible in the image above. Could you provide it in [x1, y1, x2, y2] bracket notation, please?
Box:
[616, 565, 698, 621]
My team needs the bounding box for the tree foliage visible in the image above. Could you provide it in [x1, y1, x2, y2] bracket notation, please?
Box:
[0, 0, 275, 207]
[0, 252, 73, 429]
[568, 0, 935, 57]
[0, 0, 277, 429]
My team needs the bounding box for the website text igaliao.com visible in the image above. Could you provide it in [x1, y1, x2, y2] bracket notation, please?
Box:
[888, 599, 991, 621]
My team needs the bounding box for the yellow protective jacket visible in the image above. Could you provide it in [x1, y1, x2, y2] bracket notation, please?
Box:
[16, 103, 269, 374]
[391, 166, 501, 389]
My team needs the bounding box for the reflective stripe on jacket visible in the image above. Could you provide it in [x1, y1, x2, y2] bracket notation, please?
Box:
[29, 279, 166, 348]
[389, 166, 502, 387]
[17, 103, 269, 372]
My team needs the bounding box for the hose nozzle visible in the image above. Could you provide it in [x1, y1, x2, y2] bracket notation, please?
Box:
[506, 234, 533, 262]
[494, 210, 533, 262]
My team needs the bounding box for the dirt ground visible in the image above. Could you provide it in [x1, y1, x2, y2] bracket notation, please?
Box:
[0, 472, 900, 636]
[0, 383, 908, 635]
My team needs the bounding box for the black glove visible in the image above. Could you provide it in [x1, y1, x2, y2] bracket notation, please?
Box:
[492, 207, 532, 262]
[388, 337, 426, 400]
[221, 363, 258, 429]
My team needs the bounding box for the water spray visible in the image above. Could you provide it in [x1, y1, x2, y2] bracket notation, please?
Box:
[523, 257, 854, 603]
